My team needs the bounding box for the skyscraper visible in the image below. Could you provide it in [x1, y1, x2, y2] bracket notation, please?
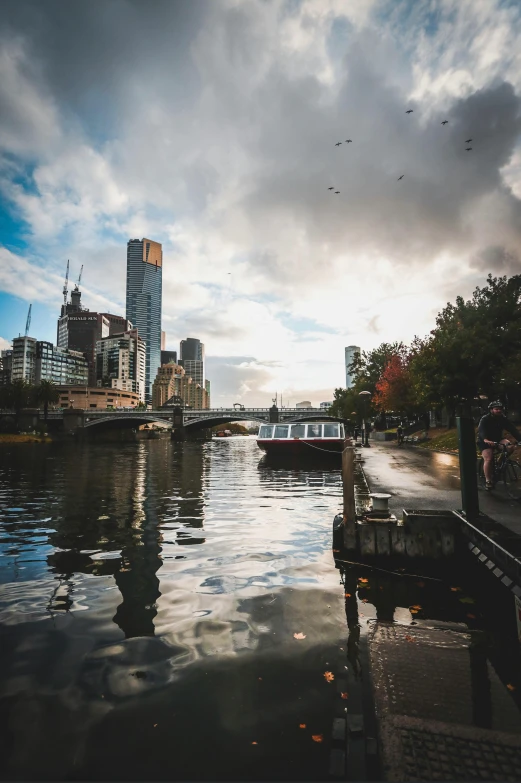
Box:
[179, 337, 204, 387]
[126, 238, 163, 404]
[345, 345, 360, 389]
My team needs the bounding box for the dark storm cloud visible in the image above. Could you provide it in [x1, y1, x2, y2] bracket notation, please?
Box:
[471, 245, 521, 275]
[0, 0, 208, 137]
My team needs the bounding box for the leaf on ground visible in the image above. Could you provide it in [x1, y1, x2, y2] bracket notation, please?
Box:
[311, 735, 323, 743]
[345, 593, 351, 598]
[507, 684, 516, 692]
[359, 578, 369, 584]
[340, 692, 349, 700]
[450, 586, 462, 592]
[405, 635, 414, 642]
[409, 608, 419, 614]
[411, 605, 422, 610]
[333, 549, 340, 553]
[299, 723, 306, 729]
[153, 724, 158, 728]
[323, 671, 335, 682]
[362, 598, 368, 603]
[294, 632, 306, 640]
[251, 741, 258, 745]
[459, 596, 475, 604]
[258, 677, 262, 681]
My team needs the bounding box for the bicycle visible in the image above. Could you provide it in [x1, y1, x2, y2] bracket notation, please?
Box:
[477, 441, 521, 490]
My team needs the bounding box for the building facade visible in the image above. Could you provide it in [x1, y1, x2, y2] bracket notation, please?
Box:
[126, 238, 163, 404]
[161, 350, 177, 366]
[96, 329, 146, 402]
[179, 338, 204, 387]
[35, 342, 88, 386]
[57, 386, 140, 409]
[152, 362, 209, 410]
[345, 345, 360, 389]
[11, 337, 37, 383]
[0, 349, 13, 387]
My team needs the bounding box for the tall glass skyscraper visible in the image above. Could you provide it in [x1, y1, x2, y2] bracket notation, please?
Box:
[126, 238, 163, 404]
[179, 337, 205, 387]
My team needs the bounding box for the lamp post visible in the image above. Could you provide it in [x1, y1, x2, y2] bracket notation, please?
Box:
[359, 391, 371, 447]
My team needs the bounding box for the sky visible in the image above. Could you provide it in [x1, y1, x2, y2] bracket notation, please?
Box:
[1, 0, 521, 407]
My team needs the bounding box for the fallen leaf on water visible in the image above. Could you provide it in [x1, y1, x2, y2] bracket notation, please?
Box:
[450, 586, 462, 592]
[466, 613, 476, 619]
[299, 723, 306, 729]
[323, 671, 335, 682]
[405, 635, 414, 642]
[340, 692, 349, 700]
[345, 593, 351, 598]
[359, 578, 369, 584]
[311, 735, 323, 743]
[459, 596, 475, 604]
[507, 684, 516, 692]
[293, 632, 306, 640]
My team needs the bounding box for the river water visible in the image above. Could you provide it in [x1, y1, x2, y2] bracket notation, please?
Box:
[1, 437, 521, 781]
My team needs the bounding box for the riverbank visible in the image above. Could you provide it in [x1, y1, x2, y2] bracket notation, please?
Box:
[0, 433, 52, 444]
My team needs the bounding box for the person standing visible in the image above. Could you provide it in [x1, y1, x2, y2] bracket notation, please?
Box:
[477, 401, 521, 490]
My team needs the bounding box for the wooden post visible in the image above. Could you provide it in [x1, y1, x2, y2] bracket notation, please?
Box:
[342, 441, 357, 550]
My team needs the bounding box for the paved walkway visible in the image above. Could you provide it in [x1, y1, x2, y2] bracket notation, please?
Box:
[359, 441, 521, 536]
[370, 622, 521, 781]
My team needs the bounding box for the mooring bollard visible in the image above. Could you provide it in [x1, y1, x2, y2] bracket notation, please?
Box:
[456, 416, 479, 519]
[342, 441, 357, 550]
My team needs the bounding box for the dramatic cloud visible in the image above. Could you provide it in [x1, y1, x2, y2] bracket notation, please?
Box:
[1, 0, 520, 403]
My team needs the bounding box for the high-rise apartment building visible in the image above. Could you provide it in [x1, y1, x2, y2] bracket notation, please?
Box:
[179, 337, 204, 387]
[96, 329, 146, 402]
[345, 345, 360, 389]
[35, 342, 88, 386]
[152, 362, 209, 410]
[126, 238, 163, 404]
[161, 350, 177, 366]
[11, 337, 37, 383]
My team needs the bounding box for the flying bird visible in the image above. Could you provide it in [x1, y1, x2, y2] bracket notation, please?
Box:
[335, 142, 342, 146]
[397, 175, 404, 180]
[465, 147, 472, 151]
[328, 187, 334, 190]
[334, 191, 340, 194]
[465, 138, 472, 143]
[441, 120, 448, 125]
[345, 139, 353, 143]
[405, 109, 413, 114]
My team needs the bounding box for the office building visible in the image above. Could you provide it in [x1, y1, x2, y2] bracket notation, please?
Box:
[126, 238, 163, 404]
[35, 342, 88, 386]
[96, 329, 146, 402]
[296, 400, 312, 408]
[152, 362, 209, 410]
[161, 331, 166, 350]
[345, 345, 360, 389]
[66, 312, 110, 386]
[161, 350, 177, 366]
[205, 379, 211, 407]
[179, 337, 204, 387]
[319, 401, 333, 408]
[11, 337, 37, 383]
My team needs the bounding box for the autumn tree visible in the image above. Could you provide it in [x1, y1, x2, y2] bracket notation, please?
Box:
[373, 353, 418, 416]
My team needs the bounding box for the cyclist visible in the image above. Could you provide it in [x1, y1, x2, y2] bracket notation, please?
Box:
[477, 401, 521, 490]
[396, 424, 404, 445]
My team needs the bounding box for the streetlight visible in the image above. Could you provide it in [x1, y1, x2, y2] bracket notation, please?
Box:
[359, 391, 371, 447]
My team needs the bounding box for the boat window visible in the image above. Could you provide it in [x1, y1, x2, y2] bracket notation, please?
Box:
[307, 424, 322, 438]
[274, 425, 289, 438]
[290, 424, 306, 438]
[323, 423, 340, 438]
[258, 425, 274, 438]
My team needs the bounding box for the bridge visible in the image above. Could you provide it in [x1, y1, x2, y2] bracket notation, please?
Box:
[0, 406, 343, 436]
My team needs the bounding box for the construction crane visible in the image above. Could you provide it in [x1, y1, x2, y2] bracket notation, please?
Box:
[25, 304, 32, 337]
[63, 260, 70, 306]
[76, 264, 83, 288]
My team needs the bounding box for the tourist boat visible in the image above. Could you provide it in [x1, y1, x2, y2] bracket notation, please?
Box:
[256, 420, 346, 457]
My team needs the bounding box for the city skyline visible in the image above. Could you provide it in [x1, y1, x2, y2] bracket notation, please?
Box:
[1, 1, 521, 406]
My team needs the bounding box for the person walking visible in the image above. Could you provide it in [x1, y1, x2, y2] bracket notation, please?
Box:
[477, 401, 521, 490]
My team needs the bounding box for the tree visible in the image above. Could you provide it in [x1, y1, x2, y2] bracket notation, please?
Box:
[373, 353, 418, 417]
[1, 380, 31, 428]
[34, 380, 60, 421]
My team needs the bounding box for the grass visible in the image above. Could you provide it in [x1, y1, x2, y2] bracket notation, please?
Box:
[418, 428, 459, 453]
[0, 433, 52, 444]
